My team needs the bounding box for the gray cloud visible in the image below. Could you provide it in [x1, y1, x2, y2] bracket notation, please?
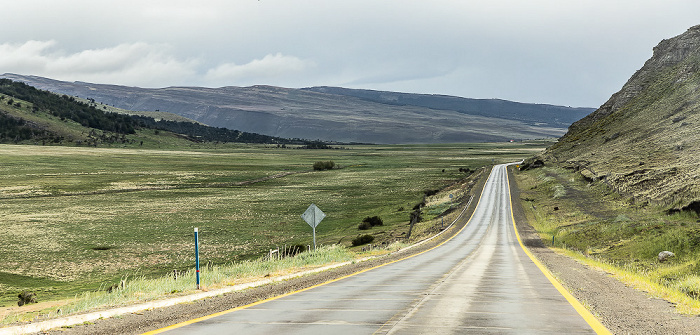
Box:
[3, 0, 700, 107]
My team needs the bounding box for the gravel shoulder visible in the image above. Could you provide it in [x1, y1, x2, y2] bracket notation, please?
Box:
[508, 166, 700, 334]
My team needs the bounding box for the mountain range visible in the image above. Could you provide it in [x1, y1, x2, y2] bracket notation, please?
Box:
[0, 74, 593, 144]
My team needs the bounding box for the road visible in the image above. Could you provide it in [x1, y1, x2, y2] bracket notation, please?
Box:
[149, 164, 605, 334]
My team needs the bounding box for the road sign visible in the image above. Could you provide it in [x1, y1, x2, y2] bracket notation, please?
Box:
[301, 204, 326, 228]
[301, 204, 325, 250]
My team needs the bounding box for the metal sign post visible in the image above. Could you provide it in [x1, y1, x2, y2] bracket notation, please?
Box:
[194, 227, 200, 290]
[301, 204, 326, 250]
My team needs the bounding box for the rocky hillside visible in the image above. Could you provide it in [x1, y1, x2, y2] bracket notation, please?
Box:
[541, 25, 700, 212]
[0, 74, 593, 144]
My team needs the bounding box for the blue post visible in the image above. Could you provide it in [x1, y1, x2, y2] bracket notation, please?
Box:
[195, 227, 200, 290]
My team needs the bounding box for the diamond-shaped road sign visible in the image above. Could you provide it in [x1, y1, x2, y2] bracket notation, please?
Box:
[301, 204, 326, 228]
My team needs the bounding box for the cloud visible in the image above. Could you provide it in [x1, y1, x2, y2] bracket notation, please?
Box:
[204, 53, 316, 86]
[0, 40, 199, 87]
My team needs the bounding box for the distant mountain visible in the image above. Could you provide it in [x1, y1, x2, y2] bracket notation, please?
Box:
[0, 74, 593, 144]
[302, 86, 592, 128]
[541, 25, 700, 211]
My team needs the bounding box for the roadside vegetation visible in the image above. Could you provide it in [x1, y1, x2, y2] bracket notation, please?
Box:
[1, 245, 355, 325]
[0, 141, 546, 324]
[515, 165, 700, 313]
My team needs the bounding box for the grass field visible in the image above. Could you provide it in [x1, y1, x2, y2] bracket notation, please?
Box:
[0, 141, 547, 313]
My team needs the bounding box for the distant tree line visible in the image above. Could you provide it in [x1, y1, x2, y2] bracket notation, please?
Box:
[130, 115, 303, 144]
[0, 112, 43, 142]
[0, 79, 136, 134]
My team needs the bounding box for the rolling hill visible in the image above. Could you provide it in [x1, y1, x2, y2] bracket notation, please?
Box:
[0, 79, 306, 146]
[540, 24, 700, 212]
[0, 74, 593, 144]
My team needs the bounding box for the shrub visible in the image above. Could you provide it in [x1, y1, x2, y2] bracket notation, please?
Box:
[352, 234, 374, 246]
[358, 221, 372, 230]
[459, 167, 473, 174]
[288, 244, 308, 256]
[313, 161, 335, 171]
[412, 201, 425, 211]
[363, 216, 383, 227]
[17, 291, 37, 306]
[424, 189, 440, 197]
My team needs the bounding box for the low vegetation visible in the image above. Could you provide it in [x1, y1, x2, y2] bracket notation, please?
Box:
[515, 165, 700, 313]
[358, 216, 383, 230]
[352, 234, 375, 246]
[312, 160, 335, 170]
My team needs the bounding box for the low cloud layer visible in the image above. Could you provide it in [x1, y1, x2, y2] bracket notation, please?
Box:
[205, 53, 316, 87]
[1, 41, 199, 87]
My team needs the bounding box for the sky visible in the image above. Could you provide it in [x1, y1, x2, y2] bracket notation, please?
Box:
[2, 1, 700, 108]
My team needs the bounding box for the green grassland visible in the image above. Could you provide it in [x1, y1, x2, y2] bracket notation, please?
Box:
[514, 165, 700, 312]
[0, 141, 546, 308]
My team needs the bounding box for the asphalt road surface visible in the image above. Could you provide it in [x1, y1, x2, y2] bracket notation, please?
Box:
[150, 164, 604, 334]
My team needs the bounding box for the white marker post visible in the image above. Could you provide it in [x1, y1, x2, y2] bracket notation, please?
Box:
[301, 204, 326, 250]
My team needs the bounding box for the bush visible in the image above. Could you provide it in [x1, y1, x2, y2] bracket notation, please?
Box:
[358, 221, 372, 230]
[363, 216, 383, 227]
[459, 167, 473, 174]
[424, 189, 440, 197]
[17, 291, 37, 306]
[313, 161, 335, 171]
[358, 216, 383, 230]
[352, 234, 374, 246]
[288, 244, 308, 256]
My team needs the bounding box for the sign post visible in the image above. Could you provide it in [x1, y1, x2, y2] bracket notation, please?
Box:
[301, 204, 326, 250]
[194, 227, 200, 290]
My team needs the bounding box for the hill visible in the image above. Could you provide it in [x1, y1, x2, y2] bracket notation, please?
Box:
[0, 74, 594, 144]
[539, 25, 700, 212]
[0, 79, 306, 146]
[301, 86, 591, 128]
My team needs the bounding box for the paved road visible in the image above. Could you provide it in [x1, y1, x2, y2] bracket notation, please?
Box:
[152, 164, 602, 334]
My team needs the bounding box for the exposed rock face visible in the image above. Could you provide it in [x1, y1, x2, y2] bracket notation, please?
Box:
[544, 25, 700, 210]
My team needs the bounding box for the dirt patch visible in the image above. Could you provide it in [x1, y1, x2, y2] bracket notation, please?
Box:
[509, 167, 700, 334]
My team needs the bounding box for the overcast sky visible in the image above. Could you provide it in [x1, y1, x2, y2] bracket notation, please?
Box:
[2, 1, 699, 108]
